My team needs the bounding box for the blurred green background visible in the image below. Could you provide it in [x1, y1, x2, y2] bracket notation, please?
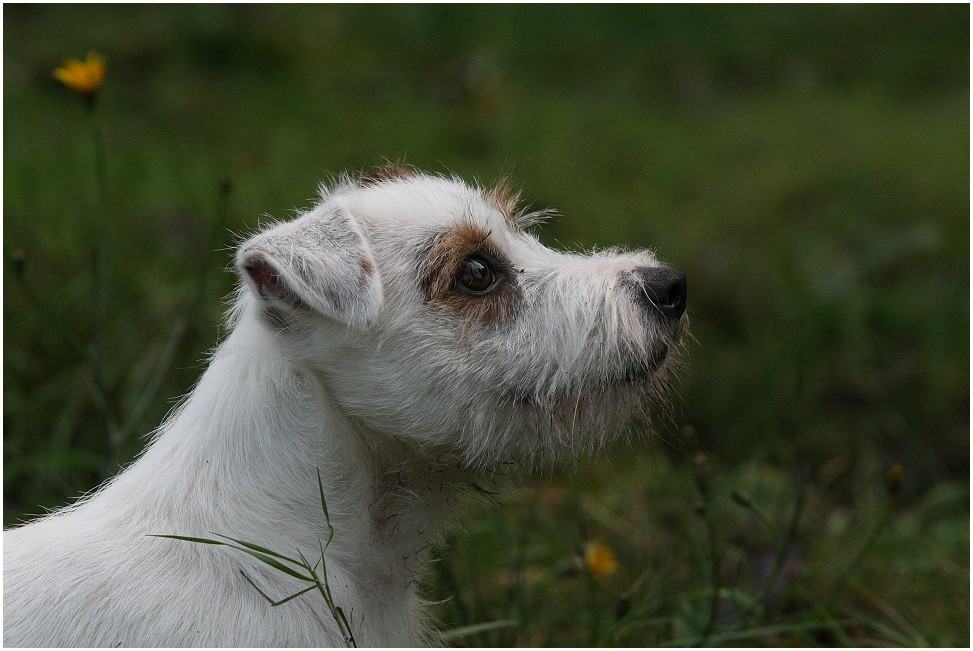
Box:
[4, 4, 969, 646]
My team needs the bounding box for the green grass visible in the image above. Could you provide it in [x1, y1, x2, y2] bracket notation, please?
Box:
[429, 453, 967, 646]
[3, 4, 969, 646]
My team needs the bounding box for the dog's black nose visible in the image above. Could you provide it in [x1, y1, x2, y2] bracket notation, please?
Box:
[631, 266, 687, 320]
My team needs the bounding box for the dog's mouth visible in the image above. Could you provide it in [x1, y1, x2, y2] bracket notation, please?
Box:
[508, 343, 671, 407]
[613, 344, 670, 385]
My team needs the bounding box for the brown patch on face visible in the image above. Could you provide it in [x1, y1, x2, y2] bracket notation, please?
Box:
[420, 223, 522, 327]
[487, 178, 521, 224]
[360, 161, 416, 186]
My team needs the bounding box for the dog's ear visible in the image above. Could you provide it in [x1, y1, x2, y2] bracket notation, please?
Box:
[236, 204, 383, 329]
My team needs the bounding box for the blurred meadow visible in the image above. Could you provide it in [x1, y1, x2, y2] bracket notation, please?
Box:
[3, 4, 969, 646]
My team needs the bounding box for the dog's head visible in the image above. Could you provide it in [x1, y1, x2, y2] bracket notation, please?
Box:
[237, 165, 687, 466]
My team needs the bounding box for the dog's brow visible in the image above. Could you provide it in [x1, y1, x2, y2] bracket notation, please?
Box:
[486, 178, 520, 226]
[360, 161, 416, 186]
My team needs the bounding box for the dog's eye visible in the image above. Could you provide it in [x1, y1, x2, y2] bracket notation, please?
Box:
[457, 255, 497, 294]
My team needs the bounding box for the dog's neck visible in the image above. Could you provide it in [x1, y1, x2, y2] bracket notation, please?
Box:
[106, 303, 470, 605]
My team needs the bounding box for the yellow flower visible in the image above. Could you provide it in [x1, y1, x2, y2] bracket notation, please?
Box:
[583, 541, 618, 579]
[53, 51, 106, 96]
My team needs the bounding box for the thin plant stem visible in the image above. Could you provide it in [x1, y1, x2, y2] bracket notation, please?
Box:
[506, 488, 538, 639]
[731, 484, 806, 621]
[830, 496, 893, 602]
[698, 501, 722, 646]
[85, 99, 119, 471]
[691, 453, 721, 646]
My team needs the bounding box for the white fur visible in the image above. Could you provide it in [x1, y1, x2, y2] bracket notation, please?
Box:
[3, 170, 687, 647]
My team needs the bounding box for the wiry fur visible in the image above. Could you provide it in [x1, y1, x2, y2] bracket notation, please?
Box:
[3, 169, 688, 647]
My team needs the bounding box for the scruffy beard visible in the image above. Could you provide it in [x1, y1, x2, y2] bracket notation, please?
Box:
[451, 325, 687, 471]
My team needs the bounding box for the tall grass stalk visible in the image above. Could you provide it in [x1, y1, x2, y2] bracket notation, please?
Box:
[691, 453, 722, 646]
[69, 73, 233, 470]
[817, 464, 904, 634]
[84, 97, 119, 471]
[731, 484, 806, 620]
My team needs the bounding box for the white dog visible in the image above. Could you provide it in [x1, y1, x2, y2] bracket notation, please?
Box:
[3, 165, 687, 647]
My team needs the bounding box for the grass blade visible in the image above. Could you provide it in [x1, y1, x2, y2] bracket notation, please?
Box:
[150, 534, 227, 545]
[234, 549, 315, 582]
[662, 618, 859, 647]
[241, 570, 318, 607]
[155, 533, 314, 581]
[317, 468, 335, 547]
[215, 534, 305, 566]
[440, 619, 519, 642]
[239, 569, 277, 605]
